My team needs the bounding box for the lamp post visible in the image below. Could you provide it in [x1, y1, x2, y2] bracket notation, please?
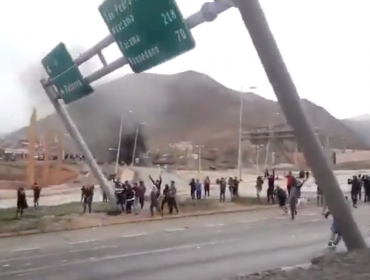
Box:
[114, 110, 132, 174]
[195, 144, 204, 174]
[238, 86, 257, 179]
[131, 122, 145, 166]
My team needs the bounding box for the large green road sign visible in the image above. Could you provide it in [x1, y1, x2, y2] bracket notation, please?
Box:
[42, 43, 93, 104]
[99, 0, 195, 73]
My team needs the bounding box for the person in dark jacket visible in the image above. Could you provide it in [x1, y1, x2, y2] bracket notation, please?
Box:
[82, 185, 94, 213]
[149, 175, 162, 198]
[350, 175, 361, 208]
[161, 184, 170, 211]
[125, 185, 135, 214]
[363, 175, 370, 202]
[16, 187, 28, 218]
[204, 176, 211, 198]
[219, 177, 227, 202]
[267, 173, 275, 204]
[189, 178, 196, 200]
[274, 185, 287, 213]
[133, 181, 146, 209]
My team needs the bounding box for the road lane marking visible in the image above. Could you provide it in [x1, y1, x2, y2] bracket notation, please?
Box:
[239, 219, 261, 223]
[11, 247, 39, 252]
[1, 238, 237, 277]
[69, 239, 99, 245]
[165, 228, 186, 232]
[302, 213, 317, 216]
[0, 245, 116, 263]
[205, 223, 224, 227]
[2, 264, 9, 267]
[120, 233, 147, 238]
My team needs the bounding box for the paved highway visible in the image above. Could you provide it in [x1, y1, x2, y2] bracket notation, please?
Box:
[0, 206, 369, 280]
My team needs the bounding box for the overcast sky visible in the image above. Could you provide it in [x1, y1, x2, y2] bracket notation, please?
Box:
[0, 0, 369, 134]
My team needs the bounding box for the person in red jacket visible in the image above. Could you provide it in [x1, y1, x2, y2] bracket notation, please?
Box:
[286, 171, 293, 196]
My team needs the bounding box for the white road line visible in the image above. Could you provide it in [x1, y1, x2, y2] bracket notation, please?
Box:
[2, 264, 9, 267]
[69, 239, 99, 245]
[273, 216, 287, 220]
[239, 219, 261, 223]
[302, 213, 317, 216]
[11, 247, 39, 252]
[165, 228, 186, 232]
[205, 223, 224, 227]
[120, 233, 147, 238]
[1, 239, 237, 277]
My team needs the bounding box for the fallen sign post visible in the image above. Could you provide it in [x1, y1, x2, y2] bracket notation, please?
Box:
[98, 0, 195, 73]
[41, 45, 118, 211]
[41, 43, 93, 104]
[39, 0, 235, 211]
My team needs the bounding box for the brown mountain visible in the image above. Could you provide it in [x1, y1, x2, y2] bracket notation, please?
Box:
[342, 115, 370, 146]
[6, 70, 369, 166]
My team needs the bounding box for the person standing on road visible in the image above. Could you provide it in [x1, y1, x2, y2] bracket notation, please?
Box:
[204, 176, 211, 198]
[189, 178, 196, 200]
[161, 184, 170, 211]
[267, 173, 275, 204]
[32, 182, 41, 209]
[195, 179, 202, 200]
[82, 185, 94, 214]
[363, 175, 370, 202]
[255, 175, 263, 201]
[350, 175, 361, 208]
[168, 181, 179, 214]
[285, 171, 293, 197]
[219, 177, 226, 202]
[274, 185, 288, 214]
[149, 184, 162, 217]
[288, 176, 306, 220]
[149, 175, 162, 198]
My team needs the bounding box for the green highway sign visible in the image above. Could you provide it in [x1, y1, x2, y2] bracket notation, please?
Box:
[41, 43, 93, 104]
[99, 0, 195, 73]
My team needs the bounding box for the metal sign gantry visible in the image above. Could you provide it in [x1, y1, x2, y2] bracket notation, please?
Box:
[39, 0, 365, 249]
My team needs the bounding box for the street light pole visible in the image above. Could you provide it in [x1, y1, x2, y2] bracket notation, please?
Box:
[238, 86, 256, 180]
[237, 87, 243, 180]
[115, 110, 132, 174]
[131, 123, 144, 166]
[256, 144, 263, 174]
[235, 0, 366, 250]
[196, 145, 204, 174]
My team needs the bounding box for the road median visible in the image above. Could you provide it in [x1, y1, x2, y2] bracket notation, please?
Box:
[0, 197, 274, 238]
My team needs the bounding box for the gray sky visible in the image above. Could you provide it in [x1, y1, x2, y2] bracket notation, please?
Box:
[1, 0, 369, 133]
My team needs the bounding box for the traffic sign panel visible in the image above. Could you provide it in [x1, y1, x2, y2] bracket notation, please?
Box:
[98, 0, 195, 73]
[41, 43, 93, 104]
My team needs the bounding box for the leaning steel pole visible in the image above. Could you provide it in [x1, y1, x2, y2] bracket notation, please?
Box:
[235, 0, 365, 250]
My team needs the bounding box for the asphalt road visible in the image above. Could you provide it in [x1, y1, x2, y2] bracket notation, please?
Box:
[0, 206, 369, 280]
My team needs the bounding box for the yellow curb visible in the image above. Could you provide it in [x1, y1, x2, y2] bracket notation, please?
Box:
[0, 205, 273, 239]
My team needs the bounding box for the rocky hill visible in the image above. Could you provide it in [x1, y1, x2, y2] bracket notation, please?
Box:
[6, 70, 369, 167]
[343, 115, 370, 146]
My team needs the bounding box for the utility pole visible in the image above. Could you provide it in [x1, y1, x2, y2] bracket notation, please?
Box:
[235, 0, 366, 250]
